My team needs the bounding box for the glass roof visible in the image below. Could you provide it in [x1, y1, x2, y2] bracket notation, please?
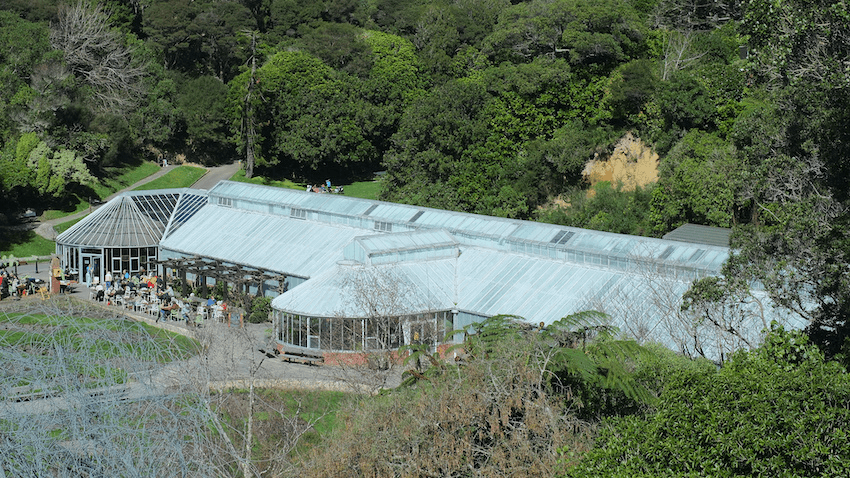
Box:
[207, 181, 730, 275]
[56, 189, 205, 248]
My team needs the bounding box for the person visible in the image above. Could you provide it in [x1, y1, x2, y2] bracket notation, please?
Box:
[95, 282, 105, 302]
[105, 271, 113, 290]
[106, 286, 117, 304]
[326, 179, 331, 189]
[306, 184, 312, 192]
[159, 284, 174, 302]
[158, 299, 177, 322]
[123, 269, 130, 281]
[85, 264, 93, 288]
[206, 295, 215, 307]
[177, 299, 191, 322]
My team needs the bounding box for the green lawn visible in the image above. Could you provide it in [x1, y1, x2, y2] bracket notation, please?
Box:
[343, 180, 381, 200]
[0, 230, 55, 257]
[229, 169, 382, 200]
[133, 166, 206, 190]
[94, 161, 162, 197]
[40, 161, 161, 221]
[229, 169, 303, 190]
[55, 216, 85, 235]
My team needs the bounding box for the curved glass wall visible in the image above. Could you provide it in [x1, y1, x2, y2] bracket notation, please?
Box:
[275, 310, 451, 352]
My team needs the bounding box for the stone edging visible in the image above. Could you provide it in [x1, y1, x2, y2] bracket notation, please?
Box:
[208, 379, 370, 394]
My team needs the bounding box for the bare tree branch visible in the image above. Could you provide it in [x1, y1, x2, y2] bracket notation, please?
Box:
[50, 0, 147, 115]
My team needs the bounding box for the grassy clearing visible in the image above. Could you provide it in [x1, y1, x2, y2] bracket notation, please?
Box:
[343, 180, 381, 200]
[93, 161, 162, 197]
[40, 161, 161, 221]
[134, 165, 206, 190]
[0, 230, 55, 257]
[230, 169, 383, 200]
[229, 168, 303, 190]
[54, 216, 85, 235]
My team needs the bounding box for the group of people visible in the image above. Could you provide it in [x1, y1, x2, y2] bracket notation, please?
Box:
[87, 266, 228, 327]
[157, 292, 227, 326]
[306, 179, 343, 194]
[0, 268, 42, 300]
[90, 267, 162, 304]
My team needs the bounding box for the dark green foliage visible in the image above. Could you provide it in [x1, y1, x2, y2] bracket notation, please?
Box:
[650, 130, 738, 233]
[538, 182, 655, 237]
[605, 59, 655, 125]
[483, 0, 646, 69]
[656, 71, 714, 130]
[142, 0, 255, 81]
[294, 22, 374, 77]
[228, 49, 376, 176]
[246, 296, 272, 324]
[568, 325, 850, 478]
[177, 75, 232, 164]
[382, 56, 607, 218]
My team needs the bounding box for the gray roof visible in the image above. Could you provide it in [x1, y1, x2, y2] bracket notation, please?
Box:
[202, 181, 729, 278]
[159, 204, 367, 277]
[663, 223, 732, 247]
[56, 189, 207, 248]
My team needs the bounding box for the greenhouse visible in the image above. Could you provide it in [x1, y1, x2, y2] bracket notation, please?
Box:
[61, 180, 800, 360]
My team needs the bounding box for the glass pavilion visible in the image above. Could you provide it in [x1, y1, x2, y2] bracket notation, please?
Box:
[55, 189, 206, 283]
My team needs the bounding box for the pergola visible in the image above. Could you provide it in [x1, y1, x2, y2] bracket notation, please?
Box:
[154, 256, 288, 309]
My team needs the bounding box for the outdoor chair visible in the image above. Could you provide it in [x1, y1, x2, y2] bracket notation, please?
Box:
[212, 306, 224, 322]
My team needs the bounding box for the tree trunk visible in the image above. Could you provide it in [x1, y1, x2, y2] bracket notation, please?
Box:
[244, 32, 257, 179]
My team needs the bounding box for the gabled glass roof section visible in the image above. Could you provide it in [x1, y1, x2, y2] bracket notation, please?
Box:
[344, 229, 459, 265]
[56, 189, 201, 248]
[205, 181, 730, 278]
[163, 190, 209, 239]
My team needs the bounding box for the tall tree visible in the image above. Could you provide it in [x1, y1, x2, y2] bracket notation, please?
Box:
[50, 0, 146, 115]
[227, 50, 374, 176]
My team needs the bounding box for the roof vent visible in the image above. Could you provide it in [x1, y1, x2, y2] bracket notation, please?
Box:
[550, 230, 574, 245]
[409, 210, 425, 223]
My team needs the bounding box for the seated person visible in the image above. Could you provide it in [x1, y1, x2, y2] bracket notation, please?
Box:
[158, 299, 178, 322]
[94, 283, 105, 302]
[176, 299, 191, 321]
[158, 285, 174, 302]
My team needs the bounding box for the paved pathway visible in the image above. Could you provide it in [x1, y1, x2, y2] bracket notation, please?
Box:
[33, 161, 240, 240]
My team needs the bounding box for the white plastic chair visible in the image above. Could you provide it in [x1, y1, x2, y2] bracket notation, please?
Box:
[212, 306, 224, 322]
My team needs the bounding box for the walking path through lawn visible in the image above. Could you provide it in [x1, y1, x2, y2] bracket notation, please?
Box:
[34, 162, 240, 240]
